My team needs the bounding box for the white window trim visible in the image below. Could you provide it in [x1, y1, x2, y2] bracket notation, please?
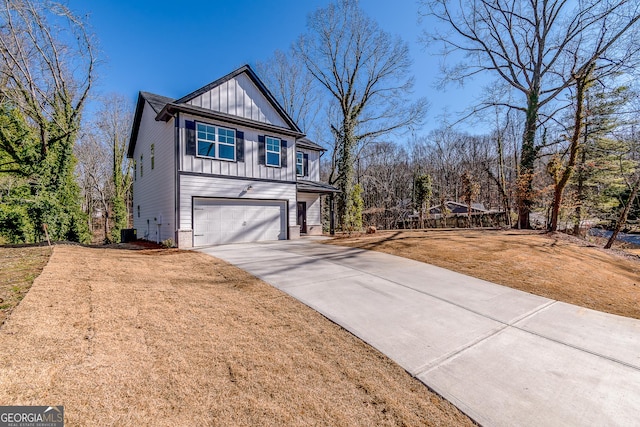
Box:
[265, 136, 281, 167]
[217, 127, 236, 161]
[296, 151, 304, 176]
[196, 122, 236, 162]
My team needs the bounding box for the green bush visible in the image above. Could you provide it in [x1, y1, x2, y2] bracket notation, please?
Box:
[0, 203, 34, 244]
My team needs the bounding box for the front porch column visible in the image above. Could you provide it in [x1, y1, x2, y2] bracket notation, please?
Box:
[329, 194, 335, 236]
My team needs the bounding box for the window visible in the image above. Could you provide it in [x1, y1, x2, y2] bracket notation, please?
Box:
[134, 160, 137, 181]
[296, 151, 304, 176]
[150, 144, 155, 170]
[266, 136, 280, 167]
[137, 205, 140, 218]
[196, 123, 235, 161]
[218, 127, 235, 160]
[140, 154, 143, 177]
[196, 123, 216, 157]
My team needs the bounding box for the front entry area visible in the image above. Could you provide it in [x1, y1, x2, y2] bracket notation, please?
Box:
[297, 201, 307, 234]
[193, 198, 287, 246]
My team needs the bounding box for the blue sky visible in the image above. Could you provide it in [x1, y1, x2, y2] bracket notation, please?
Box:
[67, 0, 480, 136]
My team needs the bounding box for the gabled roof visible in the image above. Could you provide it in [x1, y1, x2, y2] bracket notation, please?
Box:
[297, 137, 326, 152]
[171, 64, 301, 133]
[127, 65, 304, 158]
[128, 91, 175, 158]
[141, 91, 174, 114]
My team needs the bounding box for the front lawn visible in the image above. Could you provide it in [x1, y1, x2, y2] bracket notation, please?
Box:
[0, 244, 472, 426]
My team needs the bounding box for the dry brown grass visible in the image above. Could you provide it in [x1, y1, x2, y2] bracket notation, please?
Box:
[0, 245, 472, 426]
[0, 245, 52, 325]
[328, 229, 640, 320]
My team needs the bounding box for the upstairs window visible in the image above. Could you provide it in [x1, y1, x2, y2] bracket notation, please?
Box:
[140, 154, 143, 177]
[217, 127, 235, 160]
[296, 151, 309, 176]
[196, 122, 235, 161]
[196, 123, 216, 157]
[266, 136, 281, 167]
[150, 144, 155, 169]
[296, 152, 304, 176]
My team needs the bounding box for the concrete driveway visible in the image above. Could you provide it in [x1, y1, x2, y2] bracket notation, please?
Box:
[199, 239, 640, 426]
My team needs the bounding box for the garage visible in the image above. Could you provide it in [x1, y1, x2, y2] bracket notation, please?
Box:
[192, 198, 287, 246]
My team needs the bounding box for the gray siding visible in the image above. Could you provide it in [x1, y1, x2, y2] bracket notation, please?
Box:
[186, 73, 287, 127]
[131, 101, 175, 243]
[179, 175, 297, 231]
[179, 114, 296, 181]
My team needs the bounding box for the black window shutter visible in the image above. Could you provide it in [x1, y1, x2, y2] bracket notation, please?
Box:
[236, 130, 244, 162]
[281, 140, 288, 167]
[303, 153, 309, 176]
[258, 135, 265, 165]
[185, 120, 196, 156]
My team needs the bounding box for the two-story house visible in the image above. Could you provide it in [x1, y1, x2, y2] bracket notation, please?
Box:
[127, 65, 338, 248]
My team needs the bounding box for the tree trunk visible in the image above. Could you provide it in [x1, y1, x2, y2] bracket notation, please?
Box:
[517, 91, 540, 229]
[550, 67, 591, 232]
[605, 176, 640, 249]
[496, 131, 512, 227]
[573, 140, 588, 236]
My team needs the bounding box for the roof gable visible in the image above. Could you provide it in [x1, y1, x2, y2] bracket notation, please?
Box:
[128, 91, 174, 158]
[141, 91, 174, 114]
[174, 65, 300, 132]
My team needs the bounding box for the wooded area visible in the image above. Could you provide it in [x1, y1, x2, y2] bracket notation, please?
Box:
[1, 0, 639, 248]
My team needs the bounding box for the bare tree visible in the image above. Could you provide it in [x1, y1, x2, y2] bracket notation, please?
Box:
[76, 94, 133, 243]
[255, 49, 321, 135]
[547, 65, 594, 231]
[359, 141, 414, 229]
[296, 0, 427, 228]
[76, 130, 110, 240]
[0, 0, 95, 154]
[96, 94, 133, 242]
[422, 0, 640, 229]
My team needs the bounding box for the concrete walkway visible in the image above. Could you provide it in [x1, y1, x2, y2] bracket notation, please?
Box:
[199, 239, 640, 426]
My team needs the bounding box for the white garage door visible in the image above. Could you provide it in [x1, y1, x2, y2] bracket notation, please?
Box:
[193, 198, 287, 246]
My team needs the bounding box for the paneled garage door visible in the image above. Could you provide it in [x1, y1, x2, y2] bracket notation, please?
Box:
[193, 198, 287, 246]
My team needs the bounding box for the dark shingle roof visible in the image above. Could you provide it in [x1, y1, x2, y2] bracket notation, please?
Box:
[297, 180, 340, 194]
[297, 137, 326, 152]
[140, 91, 174, 114]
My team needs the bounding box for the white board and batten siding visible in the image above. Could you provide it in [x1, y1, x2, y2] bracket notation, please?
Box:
[179, 114, 296, 182]
[132, 100, 175, 243]
[297, 148, 321, 181]
[186, 73, 287, 128]
[179, 174, 297, 234]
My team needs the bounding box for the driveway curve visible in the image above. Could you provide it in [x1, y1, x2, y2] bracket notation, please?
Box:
[200, 238, 640, 426]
